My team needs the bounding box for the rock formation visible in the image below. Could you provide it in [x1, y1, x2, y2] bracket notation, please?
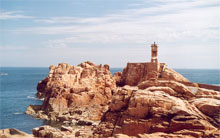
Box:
[119, 63, 189, 86]
[25, 61, 220, 138]
[94, 84, 220, 137]
[0, 128, 33, 138]
[26, 61, 116, 121]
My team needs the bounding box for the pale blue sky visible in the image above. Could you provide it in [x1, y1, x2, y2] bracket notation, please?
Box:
[0, 0, 219, 68]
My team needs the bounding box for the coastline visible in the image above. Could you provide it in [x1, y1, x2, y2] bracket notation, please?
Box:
[23, 62, 220, 137]
[0, 65, 220, 137]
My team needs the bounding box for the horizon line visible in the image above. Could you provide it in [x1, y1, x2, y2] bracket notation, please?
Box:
[1, 66, 220, 70]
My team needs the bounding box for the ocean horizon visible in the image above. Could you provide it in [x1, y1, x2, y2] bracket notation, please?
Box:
[0, 67, 220, 133]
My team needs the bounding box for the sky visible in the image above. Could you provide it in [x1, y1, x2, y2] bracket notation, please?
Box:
[0, 0, 219, 68]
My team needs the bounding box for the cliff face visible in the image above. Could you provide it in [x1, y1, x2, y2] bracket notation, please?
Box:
[26, 61, 220, 138]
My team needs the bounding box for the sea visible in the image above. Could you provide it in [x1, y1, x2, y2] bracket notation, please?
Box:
[0, 67, 219, 134]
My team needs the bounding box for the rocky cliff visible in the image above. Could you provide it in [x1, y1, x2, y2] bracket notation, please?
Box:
[25, 61, 220, 138]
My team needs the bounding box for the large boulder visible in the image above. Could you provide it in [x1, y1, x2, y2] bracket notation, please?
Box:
[191, 98, 220, 126]
[138, 80, 195, 99]
[192, 98, 220, 117]
[196, 88, 220, 100]
[119, 63, 189, 86]
[161, 68, 189, 82]
[0, 128, 33, 138]
[32, 126, 65, 138]
[120, 63, 147, 86]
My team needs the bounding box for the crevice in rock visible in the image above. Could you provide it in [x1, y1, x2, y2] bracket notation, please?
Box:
[111, 89, 136, 136]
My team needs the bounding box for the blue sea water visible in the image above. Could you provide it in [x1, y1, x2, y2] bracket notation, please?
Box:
[0, 67, 48, 133]
[0, 67, 219, 133]
[175, 69, 220, 85]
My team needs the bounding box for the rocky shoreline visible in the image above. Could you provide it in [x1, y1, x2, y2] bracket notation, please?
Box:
[1, 61, 220, 138]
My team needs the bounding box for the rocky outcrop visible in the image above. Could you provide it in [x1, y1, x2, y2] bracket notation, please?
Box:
[196, 87, 220, 100]
[26, 61, 220, 138]
[27, 61, 116, 121]
[33, 126, 66, 138]
[32, 126, 70, 138]
[94, 84, 220, 137]
[0, 128, 33, 138]
[112, 131, 220, 138]
[32, 124, 95, 138]
[120, 63, 147, 86]
[120, 63, 189, 86]
[191, 98, 220, 125]
[113, 72, 122, 86]
[112, 133, 195, 138]
[138, 80, 195, 99]
[161, 68, 189, 82]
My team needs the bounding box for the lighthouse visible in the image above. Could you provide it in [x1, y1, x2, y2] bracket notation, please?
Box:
[151, 42, 158, 63]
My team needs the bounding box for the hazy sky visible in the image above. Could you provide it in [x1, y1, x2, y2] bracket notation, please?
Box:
[0, 0, 219, 68]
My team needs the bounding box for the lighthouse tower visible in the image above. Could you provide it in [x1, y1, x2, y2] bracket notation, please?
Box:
[151, 42, 158, 63]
